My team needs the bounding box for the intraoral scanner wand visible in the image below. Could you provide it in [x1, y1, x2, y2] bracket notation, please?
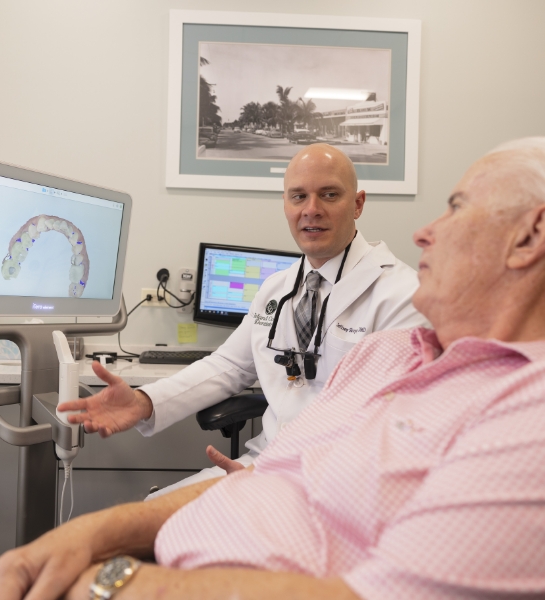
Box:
[53, 330, 80, 523]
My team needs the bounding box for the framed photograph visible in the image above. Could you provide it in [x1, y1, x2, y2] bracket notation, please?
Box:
[166, 10, 421, 194]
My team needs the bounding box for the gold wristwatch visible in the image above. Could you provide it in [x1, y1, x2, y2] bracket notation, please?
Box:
[89, 556, 141, 599]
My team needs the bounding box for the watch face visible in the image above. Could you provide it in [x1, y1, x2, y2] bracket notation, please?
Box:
[96, 557, 132, 587]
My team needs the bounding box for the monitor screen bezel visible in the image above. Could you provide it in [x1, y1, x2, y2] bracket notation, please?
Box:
[0, 161, 131, 318]
[193, 242, 302, 328]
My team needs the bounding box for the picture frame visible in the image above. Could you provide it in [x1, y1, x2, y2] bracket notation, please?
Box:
[166, 10, 421, 194]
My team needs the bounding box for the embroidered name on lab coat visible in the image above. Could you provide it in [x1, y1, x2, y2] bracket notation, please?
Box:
[336, 323, 367, 334]
[254, 313, 274, 327]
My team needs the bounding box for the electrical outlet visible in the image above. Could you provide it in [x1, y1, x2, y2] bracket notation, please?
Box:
[141, 288, 168, 308]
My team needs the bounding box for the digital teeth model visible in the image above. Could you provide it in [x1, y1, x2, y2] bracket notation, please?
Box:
[1, 215, 90, 297]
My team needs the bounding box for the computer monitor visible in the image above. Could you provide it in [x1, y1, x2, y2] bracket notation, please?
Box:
[194, 243, 301, 328]
[0, 161, 131, 318]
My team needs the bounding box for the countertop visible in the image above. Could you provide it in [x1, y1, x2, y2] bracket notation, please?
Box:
[0, 358, 187, 387]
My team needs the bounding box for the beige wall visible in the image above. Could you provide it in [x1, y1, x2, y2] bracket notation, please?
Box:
[1, 0, 544, 348]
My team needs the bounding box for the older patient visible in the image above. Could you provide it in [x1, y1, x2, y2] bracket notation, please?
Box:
[2, 137, 545, 599]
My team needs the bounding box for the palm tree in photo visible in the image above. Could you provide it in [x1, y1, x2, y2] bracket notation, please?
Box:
[262, 101, 279, 131]
[199, 56, 222, 127]
[296, 98, 319, 130]
[199, 77, 221, 127]
[275, 85, 292, 105]
[239, 102, 263, 128]
[276, 85, 297, 135]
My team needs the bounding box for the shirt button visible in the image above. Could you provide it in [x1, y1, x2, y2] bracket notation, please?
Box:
[384, 391, 396, 401]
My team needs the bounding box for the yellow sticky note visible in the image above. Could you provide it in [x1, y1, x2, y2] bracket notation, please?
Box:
[177, 323, 198, 344]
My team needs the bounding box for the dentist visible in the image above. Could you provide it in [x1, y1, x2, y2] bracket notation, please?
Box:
[60, 143, 427, 492]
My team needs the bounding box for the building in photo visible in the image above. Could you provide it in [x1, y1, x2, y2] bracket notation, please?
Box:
[339, 100, 389, 144]
[314, 97, 389, 145]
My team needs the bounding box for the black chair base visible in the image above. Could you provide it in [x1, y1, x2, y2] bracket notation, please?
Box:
[196, 393, 267, 459]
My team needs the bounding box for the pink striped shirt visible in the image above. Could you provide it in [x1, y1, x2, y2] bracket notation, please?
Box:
[155, 328, 545, 599]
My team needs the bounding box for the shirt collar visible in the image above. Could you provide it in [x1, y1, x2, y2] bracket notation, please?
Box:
[497, 339, 545, 363]
[302, 231, 367, 286]
[411, 328, 443, 364]
[410, 327, 545, 365]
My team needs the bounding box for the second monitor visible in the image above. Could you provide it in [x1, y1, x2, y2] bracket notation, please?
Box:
[193, 243, 301, 328]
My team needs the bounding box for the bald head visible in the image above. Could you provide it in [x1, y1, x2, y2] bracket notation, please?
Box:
[444, 138, 545, 226]
[282, 143, 365, 268]
[285, 144, 358, 193]
[482, 137, 545, 210]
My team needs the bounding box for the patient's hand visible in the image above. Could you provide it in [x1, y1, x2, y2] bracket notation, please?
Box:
[206, 445, 248, 474]
[0, 520, 94, 600]
[57, 361, 153, 437]
[0, 477, 220, 600]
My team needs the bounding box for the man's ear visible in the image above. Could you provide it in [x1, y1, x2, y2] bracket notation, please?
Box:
[507, 204, 545, 269]
[354, 190, 366, 219]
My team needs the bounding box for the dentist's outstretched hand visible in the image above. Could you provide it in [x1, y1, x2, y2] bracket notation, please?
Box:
[57, 360, 153, 437]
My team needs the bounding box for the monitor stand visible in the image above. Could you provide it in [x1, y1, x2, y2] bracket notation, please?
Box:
[0, 299, 127, 545]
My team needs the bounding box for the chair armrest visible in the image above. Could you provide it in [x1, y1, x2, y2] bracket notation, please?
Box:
[196, 393, 267, 431]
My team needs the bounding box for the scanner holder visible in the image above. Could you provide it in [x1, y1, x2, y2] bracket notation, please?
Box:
[0, 392, 84, 450]
[0, 297, 127, 546]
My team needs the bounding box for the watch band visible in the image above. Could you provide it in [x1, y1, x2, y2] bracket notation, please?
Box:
[89, 556, 141, 600]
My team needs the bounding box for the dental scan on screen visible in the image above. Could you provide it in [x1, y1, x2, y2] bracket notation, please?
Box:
[0, 175, 123, 301]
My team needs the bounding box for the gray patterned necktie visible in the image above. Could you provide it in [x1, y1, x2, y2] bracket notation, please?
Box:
[294, 270, 323, 350]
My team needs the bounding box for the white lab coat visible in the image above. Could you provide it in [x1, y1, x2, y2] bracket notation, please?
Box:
[138, 233, 428, 458]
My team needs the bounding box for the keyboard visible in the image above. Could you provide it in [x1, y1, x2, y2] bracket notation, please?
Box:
[139, 350, 212, 365]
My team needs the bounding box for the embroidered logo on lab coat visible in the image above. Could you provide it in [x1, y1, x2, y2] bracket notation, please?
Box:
[265, 300, 278, 315]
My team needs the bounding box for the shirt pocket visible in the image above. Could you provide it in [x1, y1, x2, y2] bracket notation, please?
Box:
[315, 333, 357, 384]
[325, 332, 359, 354]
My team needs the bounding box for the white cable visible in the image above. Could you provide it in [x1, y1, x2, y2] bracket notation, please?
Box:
[59, 465, 68, 525]
[68, 465, 74, 522]
[59, 462, 75, 525]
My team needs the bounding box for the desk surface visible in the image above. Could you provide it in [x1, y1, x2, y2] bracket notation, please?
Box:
[0, 359, 186, 386]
